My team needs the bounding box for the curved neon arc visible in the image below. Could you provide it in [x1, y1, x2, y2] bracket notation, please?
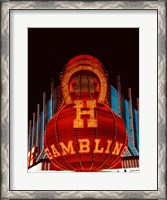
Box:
[61, 65, 107, 105]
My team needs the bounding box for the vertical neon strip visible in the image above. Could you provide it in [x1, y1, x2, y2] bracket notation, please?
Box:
[117, 75, 122, 117]
[28, 120, 32, 152]
[37, 104, 40, 156]
[40, 111, 44, 152]
[134, 109, 139, 151]
[42, 93, 47, 159]
[47, 98, 52, 122]
[32, 113, 36, 148]
[125, 100, 136, 156]
[43, 92, 46, 130]
[128, 88, 139, 156]
[51, 78, 55, 116]
[121, 94, 126, 123]
[111, 85, 119, 114]
[35, 120, 38, 147]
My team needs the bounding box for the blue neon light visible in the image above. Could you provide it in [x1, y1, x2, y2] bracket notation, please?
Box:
[111, 85, 119, 114]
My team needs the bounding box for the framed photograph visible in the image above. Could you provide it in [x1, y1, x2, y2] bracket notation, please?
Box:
[1, 1, 166, 199]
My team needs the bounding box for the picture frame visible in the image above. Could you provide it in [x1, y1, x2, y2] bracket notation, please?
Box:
[1, 1, 166, 199]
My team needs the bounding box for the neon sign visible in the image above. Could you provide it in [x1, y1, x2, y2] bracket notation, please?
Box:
[44, 55, 128, 171]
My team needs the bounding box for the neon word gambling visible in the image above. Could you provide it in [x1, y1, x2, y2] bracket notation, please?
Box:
[45, 139, 127, 160]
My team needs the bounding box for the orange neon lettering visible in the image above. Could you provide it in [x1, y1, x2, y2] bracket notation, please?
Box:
[79, 139, 90, 153]
[50, 144, 61, 157]
[45, 147, 53, 160]
[94, 139, 104, 153]
[59, 141, 76, 155]
[105, 140, 112, 153]
[120, 146, 127, 157]
[112, 142, 123, 155]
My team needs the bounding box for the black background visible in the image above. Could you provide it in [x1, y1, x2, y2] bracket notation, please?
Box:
[28, 28, 139, 121]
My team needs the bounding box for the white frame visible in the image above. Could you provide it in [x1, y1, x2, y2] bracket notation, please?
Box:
[1, 1, 166, 199]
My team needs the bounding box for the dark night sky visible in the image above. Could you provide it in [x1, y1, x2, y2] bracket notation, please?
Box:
[28, 28, 139, 121]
